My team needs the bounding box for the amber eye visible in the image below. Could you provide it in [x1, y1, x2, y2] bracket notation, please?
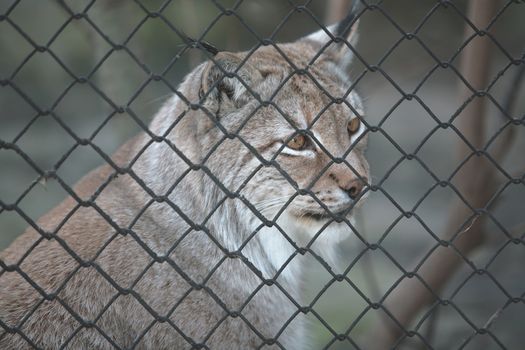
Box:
[348, 118, 361, 135]
[286, 134, 307, 150]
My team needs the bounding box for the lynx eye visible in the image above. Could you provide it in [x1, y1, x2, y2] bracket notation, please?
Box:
[286, 134, 307, 150]
[348, 118, 361, 135]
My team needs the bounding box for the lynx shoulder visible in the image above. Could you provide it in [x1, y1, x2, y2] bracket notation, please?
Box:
[0, 9, 368, 350]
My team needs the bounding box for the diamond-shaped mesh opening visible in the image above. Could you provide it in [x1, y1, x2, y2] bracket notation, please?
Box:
[490, 3, 525, 59]
[86, 1, 147, 45]
[21, 298, 83, 348]
[127, 79, 176, 119]
[413, 185, 460, 234]
[487, 182, 525, 234]
[354, 5, 405, 67]
[379, 38, 438, 92]
[486, 241, 525, 292]
[201, 4, 263, 50]
[58, 266, 119, 320]
[7, 1, 70, 46]
[0, 20, 33, 79]
[124, 15, 190, 73]
[379, 158, 437, 210]
[0, 210, 29, 253]
[378, 98, 439, 153]
[19, 239, 80, 294]
[134, 261, 193, 316]
[416, 126, 465, 179]
[52, 82, 115, 138]
[90, 110, 151, 157]
[1, 1, 524, 349]
[359, 190, 403, 241]
[15, 115, 78, 168]
[0, 87, 37, 143]
[488, 300, 525, 349]
[310, 280, 369, 339]
[10, 51, 75, 109]
[415, 2, 470, 62]
[416, 66, 469, 122]
[15, 178, 71, 226]
[94, 233, 154, 288]
[380, 217, 438, 269]
[91, 49, 151, 106]
[47, 18, 113, 78]
[450, 272, 510, 326]
[0, 148, 40, 203]
[414, 302, 474, 349]
[54, 141, 115, 185]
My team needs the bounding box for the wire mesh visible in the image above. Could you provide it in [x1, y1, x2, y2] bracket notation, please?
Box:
[0, 0, 524, 349]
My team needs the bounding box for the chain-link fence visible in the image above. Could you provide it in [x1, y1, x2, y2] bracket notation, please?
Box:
[1, 0, 524, 349]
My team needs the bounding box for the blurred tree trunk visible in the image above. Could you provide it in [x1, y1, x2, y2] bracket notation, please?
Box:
[365, 1, 502, 348]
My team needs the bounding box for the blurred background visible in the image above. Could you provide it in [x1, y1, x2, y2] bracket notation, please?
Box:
[1, 0, 524, 349]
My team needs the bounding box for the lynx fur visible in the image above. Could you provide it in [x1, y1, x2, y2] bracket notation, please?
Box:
[0, 14, 368, 350]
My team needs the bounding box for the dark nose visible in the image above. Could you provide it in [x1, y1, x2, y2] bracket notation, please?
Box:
[328, 163, 367, 200]
[342, 179, 366, 200]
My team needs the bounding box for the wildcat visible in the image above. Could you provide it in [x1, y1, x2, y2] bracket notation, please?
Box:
[0, 7, 369, 350]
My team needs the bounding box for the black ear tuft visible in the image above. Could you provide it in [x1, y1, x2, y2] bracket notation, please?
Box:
[179, 30, 220, 56]
[335, 0, 360, 39]
[301, 0, 361, 69]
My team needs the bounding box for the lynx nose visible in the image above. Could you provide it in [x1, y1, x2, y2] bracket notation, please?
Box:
[342, 179, 366, 200]
[328, 163, 367, 200]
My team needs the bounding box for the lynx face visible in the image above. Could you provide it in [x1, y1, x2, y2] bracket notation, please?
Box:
[150, 20, 368, 269]
[190, 23, 369, 246]
[217, 53, 366, 222]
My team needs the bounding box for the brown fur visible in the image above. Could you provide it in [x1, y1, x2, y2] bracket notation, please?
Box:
[1, 21, 368, 349]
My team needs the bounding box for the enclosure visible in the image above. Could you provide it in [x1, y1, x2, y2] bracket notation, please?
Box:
[1, 0, 525, 349]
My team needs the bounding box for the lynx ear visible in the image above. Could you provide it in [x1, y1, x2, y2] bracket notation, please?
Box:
[199, 52, 261, 112]
[302, 5, 360, 69]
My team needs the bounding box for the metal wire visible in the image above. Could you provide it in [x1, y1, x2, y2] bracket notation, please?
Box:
[0, 0, 524, 349]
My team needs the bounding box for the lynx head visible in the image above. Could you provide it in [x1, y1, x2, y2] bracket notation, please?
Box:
[148, 9, 368, 263]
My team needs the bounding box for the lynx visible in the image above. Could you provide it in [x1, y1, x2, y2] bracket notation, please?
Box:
[0, 8, 369, 350]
